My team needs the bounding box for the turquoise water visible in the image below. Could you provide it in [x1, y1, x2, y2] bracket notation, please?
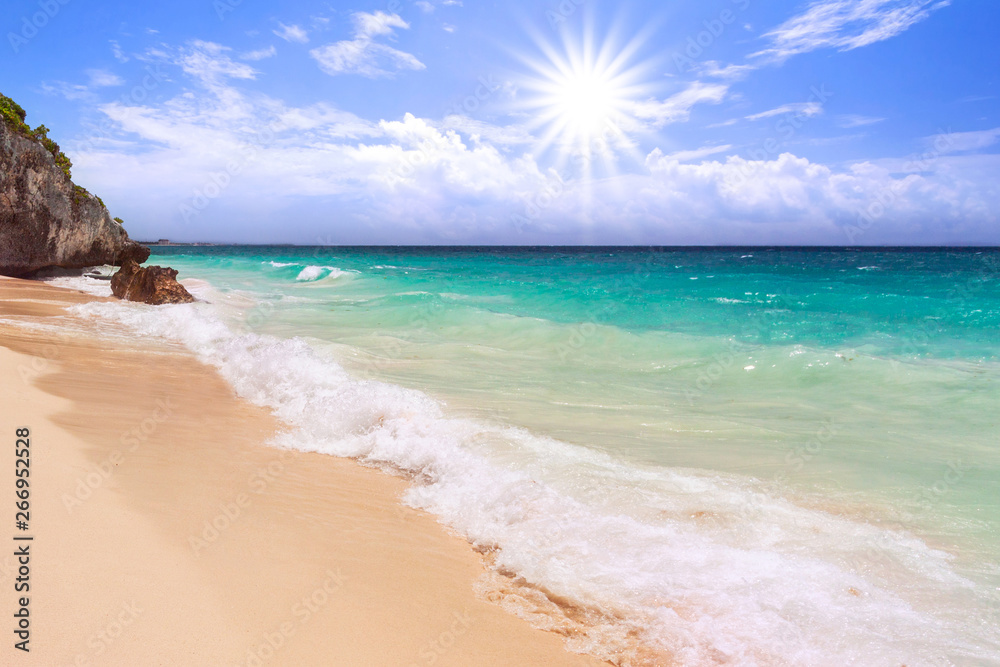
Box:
[68, 247, 1000, 665]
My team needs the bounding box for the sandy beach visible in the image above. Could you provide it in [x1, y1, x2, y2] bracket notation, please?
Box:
[0, 275, 608, 667]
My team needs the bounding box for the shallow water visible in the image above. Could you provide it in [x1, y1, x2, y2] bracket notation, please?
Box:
[57, 246, 1000, 666]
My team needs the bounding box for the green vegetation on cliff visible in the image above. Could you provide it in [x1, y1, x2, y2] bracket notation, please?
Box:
[0, 93, 29, 134]
[1, 92, 73, 180]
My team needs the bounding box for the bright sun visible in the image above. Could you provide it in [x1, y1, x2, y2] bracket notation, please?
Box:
[515, 28, 656, 176]
[551, 69, 621, 137]
[529, 58, 633, 163]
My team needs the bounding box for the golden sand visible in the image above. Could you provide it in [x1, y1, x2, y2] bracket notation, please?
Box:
[0, 276, 608, 666]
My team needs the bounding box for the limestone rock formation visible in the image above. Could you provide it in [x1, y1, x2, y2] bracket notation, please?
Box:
[0, 93, 149, 276]
[110, 259, 195, 305]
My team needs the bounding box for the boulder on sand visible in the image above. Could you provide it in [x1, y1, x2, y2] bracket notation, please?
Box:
[110, 259, 195, 305]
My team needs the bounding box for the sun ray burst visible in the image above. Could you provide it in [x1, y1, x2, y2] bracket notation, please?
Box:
[510, 19, 663, 183]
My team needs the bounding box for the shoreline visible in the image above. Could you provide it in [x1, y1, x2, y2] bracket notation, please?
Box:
[0, 276, 608, 666]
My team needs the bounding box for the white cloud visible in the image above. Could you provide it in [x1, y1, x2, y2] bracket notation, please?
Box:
[86, 69, 125, 87]
[69, 53, 536, 199]
[617, 149, 995, 244]
[110, 40, 129, 63]
[752, 0, 951, 63]
[628, 82, 729, 128]
[698, 61, 755, 80]
[311, 41, 425, 78]
[802, 133, 866, 147]
[707, 119, 739, 129]
[637, 0, 950, 159]
[746, 102, 823, 121]
[415, 1, 434, 12]
[442, 115, 534, 146]
[924, 127, 1000, 154]
[957, 95, 997, 104]
[443, 23, 457, 33]
[176, 41, 257, 86]
[670, 0, 950, 110]
[273, 22, 309, 44]
[838, 114, 885, 128]
[241, 46, 277, 61]
[310, 11, 425, 78]
[658, 145, 734, 162]
[40, 81, 91, 101]
[41, 69, 124, 102]
[354, 10, 409, 38]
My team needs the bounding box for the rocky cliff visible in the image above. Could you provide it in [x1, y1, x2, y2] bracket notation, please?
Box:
[0, 93, 149, 276]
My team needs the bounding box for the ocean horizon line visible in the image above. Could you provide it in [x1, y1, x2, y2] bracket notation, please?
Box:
[140, 243, 1000, 250]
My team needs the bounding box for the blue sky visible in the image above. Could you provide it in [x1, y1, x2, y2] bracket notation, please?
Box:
[3, 0, 999, 244]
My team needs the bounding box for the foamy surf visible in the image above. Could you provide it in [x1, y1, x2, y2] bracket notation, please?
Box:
[41, 270, 116, 297]
[294, 265, 344, 281]
[67, 294, 1000, 667]
[260, 260, 355, 282]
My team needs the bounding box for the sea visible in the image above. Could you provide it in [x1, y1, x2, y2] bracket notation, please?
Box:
[52, 246, 1000, 666]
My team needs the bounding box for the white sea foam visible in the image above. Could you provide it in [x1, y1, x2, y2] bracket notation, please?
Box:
[41, 270, 115, 297]
[295, 266, 351, 282]
[263, 261, 352, 282]
[68, 296, 1000, 666]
